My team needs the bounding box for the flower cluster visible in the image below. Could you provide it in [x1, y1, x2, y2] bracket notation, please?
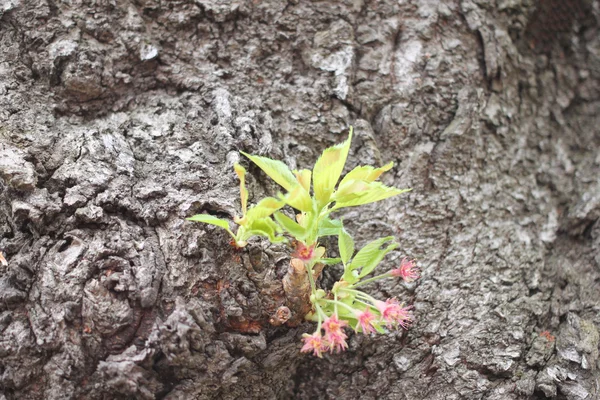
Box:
[301, 296, 415, 357]
[188, 127, 420, 357]
[300, 254, 417, 357]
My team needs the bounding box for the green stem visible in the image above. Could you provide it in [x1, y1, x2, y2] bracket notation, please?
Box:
[315, 302, 328, 320]
[334, 293, 338, 315]
[341, 288, 380, 305]
[304, 261, 318, 296]
[307, 205, 332, 245]
[321, 299, 358, 314]
[354, 298, 379, 311]
[350, 273, 391, 288]
[306, 265, 328, 331]
[315, 302, 324, 331]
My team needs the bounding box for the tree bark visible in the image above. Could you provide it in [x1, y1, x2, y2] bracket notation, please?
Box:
[1, 0, 599, 399]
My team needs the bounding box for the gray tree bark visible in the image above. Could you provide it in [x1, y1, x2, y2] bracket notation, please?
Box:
[1, 0, 599, 399]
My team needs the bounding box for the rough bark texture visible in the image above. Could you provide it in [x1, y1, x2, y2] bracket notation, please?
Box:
[1, 0, 599, 399]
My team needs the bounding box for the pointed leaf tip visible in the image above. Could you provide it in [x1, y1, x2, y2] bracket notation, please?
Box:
[240, 151, 297, 191]
[312, 129, 353, 207]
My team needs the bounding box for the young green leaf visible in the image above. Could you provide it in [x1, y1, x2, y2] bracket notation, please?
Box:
[279, 185, 313, 212]
[312, 127, 353, 207]
[293, 169, 312, 192]
[234, 163, 248, 216]
[333, 183, 411, 210]
[320, 257, 342, 265]
[334, 179, 371, 199]
[187, 214, 235, 238]
[245, 197, 284, 222]
[341, 269, 360, 284]
[274, 211, 306, 239]
[297, 210, 320, 246]
[372, 322, 387, 334]
[334, 161, 395, 199]
[243, 217, 284, 243]
[338, 227, 354, 265]
[347, 236, 397, 279]
[337, 161, 394, 190]
[187, 214, 230, 230]
[240, 152, 297, 191]
[318, 217, 342, 237]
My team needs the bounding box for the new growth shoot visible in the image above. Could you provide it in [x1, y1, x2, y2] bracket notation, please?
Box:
[188, 127, 420, 356]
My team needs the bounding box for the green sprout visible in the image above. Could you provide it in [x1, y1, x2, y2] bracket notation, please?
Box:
[188, 127, 420, 356]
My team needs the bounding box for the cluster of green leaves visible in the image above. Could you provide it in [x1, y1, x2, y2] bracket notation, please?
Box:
[188, 127, 410, 252]
[338, 234, 398, 284]
[188, 162, 285, 247]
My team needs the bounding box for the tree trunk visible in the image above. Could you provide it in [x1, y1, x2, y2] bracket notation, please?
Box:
[1, 0, 599, 399]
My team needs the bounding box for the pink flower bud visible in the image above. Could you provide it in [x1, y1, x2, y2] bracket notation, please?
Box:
[292, 242, 314, 262]
[390, 258, 420, 282]
[301, 332, 328, 358]
[354, 307, 377, 335]
[373, 298, 413, 329]
[322, 314, 349, 353]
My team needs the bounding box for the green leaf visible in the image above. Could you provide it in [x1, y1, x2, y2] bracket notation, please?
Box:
[187, 214, 231, 230]
[333, 179, 371, 199]
[240, 152, 297, 191]
[337, 161, 394, 190]
[372, 322, 387, 334]
[333, 183, 411, 210]
[243, 217, 284, 243]
[312, 127, 353, 207]
[234, 163, 248, 216]
[338, 227, 354, 265]
[279, 185, 313, 212]
[293, 169, 312, 192]
[348, 236, 397, 278]
[320, 257, 342, 265]
[274, 212, 306, 239]
[341, 269, 360, 284]
[335, 161, 395, 199]
[245, 197, 284, 222]
[318, 217, 342, 237]
[187, 214, 235, 239]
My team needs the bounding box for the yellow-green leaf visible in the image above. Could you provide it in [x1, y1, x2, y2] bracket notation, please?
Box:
[318, 217, 342, 237]
[333, 183, 411, 210]
[337, 161, 394, 192]
[321, 257, 342, 265]
[240, 152, 297, 191]
[333, 179, 371, 199]
[244, 217, 285, 243]
[234, 163, 248, 216]
[293, 169, 312, 192]
[187, 214, 235, 239]
[245, 197, 284, 222]
[280, 185, 313, 212]
[312, 127, 353, 207]
[187, 214, 230, 230]
[372, 322, 387, 334]
[274, 211, 306, 239]
[338, 227, 354, 265]
[341, 269, 360, 284]
[346, 236, 397, 279]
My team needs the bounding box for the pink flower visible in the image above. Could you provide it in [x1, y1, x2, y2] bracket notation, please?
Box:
[374, 299, 413, 329]
[390, 258, 420, 282]
[292, 242, 314, 262]
[301, 332, 328, 357]
[354, 307, 377, 335]
[322, 314, 348, 353]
